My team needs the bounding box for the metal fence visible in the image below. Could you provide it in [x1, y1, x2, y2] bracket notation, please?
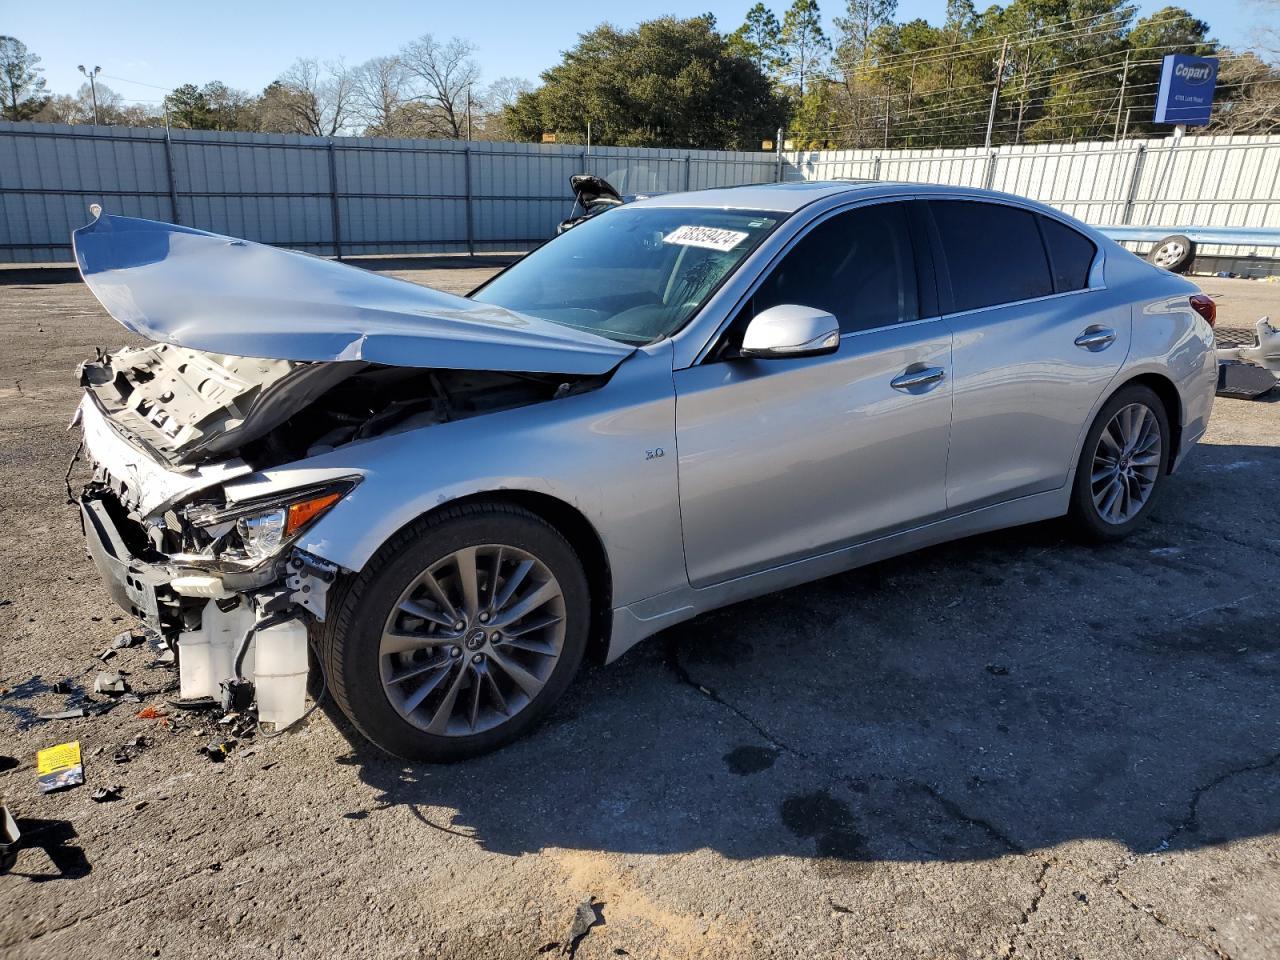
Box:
[3, 119, 1279, 264]
[784, 133, 1280, 261]
[0, 121, 778, 263]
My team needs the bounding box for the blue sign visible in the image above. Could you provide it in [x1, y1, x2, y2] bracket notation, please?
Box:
[1154, 54, 1219, 126]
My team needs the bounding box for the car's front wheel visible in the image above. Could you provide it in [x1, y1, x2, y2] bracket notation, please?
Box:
[318, 503, 590, 761]
[1068, 384, 1170, 541]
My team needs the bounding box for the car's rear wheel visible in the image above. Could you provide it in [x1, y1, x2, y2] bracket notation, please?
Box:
[318, 503, 590, 761]
[1068, 384, 1170, 542]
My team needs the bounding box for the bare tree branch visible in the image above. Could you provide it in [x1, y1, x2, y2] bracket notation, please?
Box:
[399, 34, 480, 138]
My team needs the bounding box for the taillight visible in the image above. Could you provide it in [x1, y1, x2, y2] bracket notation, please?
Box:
[1189, 294, 1216, 328]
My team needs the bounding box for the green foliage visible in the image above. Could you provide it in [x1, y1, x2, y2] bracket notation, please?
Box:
[502, 15, 789, 149]
[728, 3, 785, 76]
[1, 36, 47, 120]
[779, 0, 832, 95]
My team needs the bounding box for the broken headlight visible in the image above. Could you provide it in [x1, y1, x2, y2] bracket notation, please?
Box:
[236, 509, 288, 560]
[188, 479, 359, 565]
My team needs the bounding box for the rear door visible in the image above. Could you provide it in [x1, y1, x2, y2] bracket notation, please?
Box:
[926, 199, 1129, 511]
[674, 200, 954, 587]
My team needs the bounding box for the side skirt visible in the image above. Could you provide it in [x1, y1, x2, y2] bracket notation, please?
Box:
[605, 483, 1072, 663]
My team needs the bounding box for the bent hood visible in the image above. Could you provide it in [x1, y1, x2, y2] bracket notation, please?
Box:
[72, 212, 633, 375]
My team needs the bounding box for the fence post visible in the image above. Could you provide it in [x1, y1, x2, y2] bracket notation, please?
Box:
[162, 129, 182, 224]
[983, 149, 998, 190]
[873, 156, 882, 181]
[464, 146, 475, 257]
[1121, 143, 1147, 226]
[684, 154, 692, 191]
[327, 140, 343, 260]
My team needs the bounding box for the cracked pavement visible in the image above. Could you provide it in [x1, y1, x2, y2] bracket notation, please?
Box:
[1, 265, 1277, 959]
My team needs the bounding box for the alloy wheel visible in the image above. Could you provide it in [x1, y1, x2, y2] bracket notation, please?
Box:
[378, 544, 567, 736]
[1152, 241, 1186, 268]
[1090, 402, 1162, 525]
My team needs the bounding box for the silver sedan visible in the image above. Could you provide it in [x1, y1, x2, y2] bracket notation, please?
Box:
[72, 182, 1217, 760]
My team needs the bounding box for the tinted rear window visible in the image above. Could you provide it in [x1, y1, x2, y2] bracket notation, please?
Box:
[930, 201, 1053, 311]
[1040, 216, 1097, 291]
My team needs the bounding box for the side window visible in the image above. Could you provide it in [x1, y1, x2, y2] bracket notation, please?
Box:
[1040, 216, 1097, 292]
[930, 200, 1053, 311]
[750, 202, 919, 335]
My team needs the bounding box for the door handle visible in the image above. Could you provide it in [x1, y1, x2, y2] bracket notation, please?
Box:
[890, 366, 947, 392]
[1074, 327, 1117, 351]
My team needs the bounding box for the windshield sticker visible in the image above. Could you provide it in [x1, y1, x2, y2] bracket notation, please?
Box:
[662, 225, 750, 251]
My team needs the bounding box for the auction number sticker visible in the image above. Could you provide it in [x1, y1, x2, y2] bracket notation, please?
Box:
[663, 225, 749, 251]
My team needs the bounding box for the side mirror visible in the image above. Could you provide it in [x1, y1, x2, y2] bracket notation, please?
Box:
[739, 304, 840, 360]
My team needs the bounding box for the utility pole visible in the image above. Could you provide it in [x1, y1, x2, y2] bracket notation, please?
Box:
[1113, 50, 1130, 141]
[906, 59, 916, 122]
[78, 64, 102, 125]
[586, 121, 591, 155]
[882, 85, 890, 148]
[983, 38, 1009, 149]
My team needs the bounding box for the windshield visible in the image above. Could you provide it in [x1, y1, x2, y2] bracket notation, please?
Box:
[472, 206, 782, 344]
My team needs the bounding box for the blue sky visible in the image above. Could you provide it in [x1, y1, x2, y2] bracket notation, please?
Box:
[6, 0, 1270, 106]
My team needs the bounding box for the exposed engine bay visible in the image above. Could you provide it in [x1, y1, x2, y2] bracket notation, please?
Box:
[80, 343, 598, 471]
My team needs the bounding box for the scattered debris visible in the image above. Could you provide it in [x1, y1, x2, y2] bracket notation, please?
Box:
[112, 627, 148, 650]
[91, 784, 123, 803]
[986, 664, 1010, 676]
[36, 741, 85, 793]
[93, 671, 129, 695]
[38, 707, 89, 721]
[114, 735, 150, 764]
[51, 681, 72, 695]
[136, 705, 168, 720]
[561, 897, 601, 956]
[98, 648, 117, 662]
[0, 755, 17, 773]
[0, 805, 20, 873]
[200, 738, 238, 763]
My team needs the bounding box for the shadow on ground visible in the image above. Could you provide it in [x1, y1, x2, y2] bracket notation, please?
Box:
[329, 441, 1280, 870]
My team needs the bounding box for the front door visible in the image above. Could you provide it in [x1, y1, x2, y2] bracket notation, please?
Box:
[674, 201, 954, 587]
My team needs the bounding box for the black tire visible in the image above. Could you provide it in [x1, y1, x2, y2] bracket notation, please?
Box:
[317, 503, 590, 762]
[1148, 234, 1195, 273]
[1067, 384, 1171, 543]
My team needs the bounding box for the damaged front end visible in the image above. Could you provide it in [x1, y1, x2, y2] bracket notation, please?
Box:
[76, 390, 351, 724]
[70, 211, 628, 727]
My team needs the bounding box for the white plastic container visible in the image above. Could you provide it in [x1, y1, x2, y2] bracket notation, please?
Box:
[177, 601, 254, 701]
[254, 619, 309, 728]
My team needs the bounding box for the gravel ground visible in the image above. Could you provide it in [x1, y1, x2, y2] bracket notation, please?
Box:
[1, 263, 1277, 960]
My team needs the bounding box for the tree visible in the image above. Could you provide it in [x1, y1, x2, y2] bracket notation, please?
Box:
[351, 55, 411, 135]
[399, 34, 481, 138]
[835, 0, 899, 68]
[260, 58, 354, 136]
[473, 76, 533, 139]
[780, 0, 832, 96]
[1, 36, 47, 120]
[502, 15, 789, 149]
[728, 3, 785, 77]
[164, 83, 212, 128]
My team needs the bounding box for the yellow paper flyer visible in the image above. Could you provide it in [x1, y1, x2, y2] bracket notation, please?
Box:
[36, 740, 84, 793]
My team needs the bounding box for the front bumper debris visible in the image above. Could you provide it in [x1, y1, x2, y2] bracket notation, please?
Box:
[77, 485, 325, 728]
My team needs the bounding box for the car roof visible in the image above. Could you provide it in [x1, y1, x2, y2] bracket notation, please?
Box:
[630, 180, 1058, 215]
